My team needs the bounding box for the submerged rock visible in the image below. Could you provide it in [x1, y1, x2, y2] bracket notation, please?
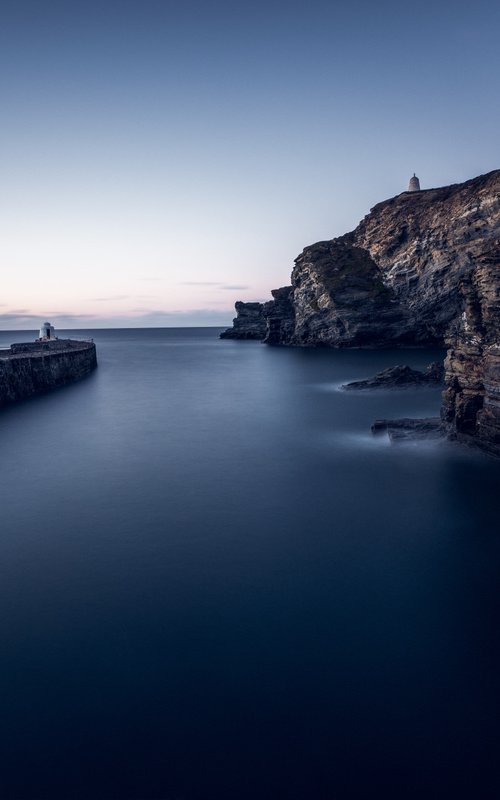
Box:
[371, 417, 443, 442]
[343, 362, 444, 390]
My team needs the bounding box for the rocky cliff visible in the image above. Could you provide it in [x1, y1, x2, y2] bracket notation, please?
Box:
[221, 169, 500, 454]
[0, 339, 97, 407]
[441, 246, 500, 456]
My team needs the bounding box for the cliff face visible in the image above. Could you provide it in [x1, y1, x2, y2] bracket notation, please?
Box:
[441, 245, 500, 456]
[0, 340, 97, 406]
[263, 286, 295, 345]
[351, 172, 500, 344]
[221, 169, 500, 454]
[289, 238, 410, 346]
[223, 170, 500, 347]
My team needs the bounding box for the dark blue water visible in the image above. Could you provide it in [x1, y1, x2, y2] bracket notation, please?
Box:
[0, 328, 499, 799]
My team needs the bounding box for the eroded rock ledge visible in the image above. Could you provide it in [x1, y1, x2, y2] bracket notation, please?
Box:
[343, 362, 444, 390]
[221, 169, 500, 455]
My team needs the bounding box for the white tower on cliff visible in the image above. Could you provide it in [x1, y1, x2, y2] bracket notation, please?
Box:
[408, 173, 421, 192]
[39, 321, 56, 340]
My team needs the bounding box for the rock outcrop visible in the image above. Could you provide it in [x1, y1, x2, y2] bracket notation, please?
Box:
[371, 417, 443, 443]
[220, 287, 295, 345]
[219, 301, 266, 340]
[263, 286, 295, 345]
[289, 238, 411, 346]
[343, 362, 444, 390]
[0, 339, 97, 407]
[221, 169, 500, 455]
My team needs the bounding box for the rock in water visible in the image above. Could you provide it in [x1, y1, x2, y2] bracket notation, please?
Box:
[371, 418, 443, 442]
[343, 362, 444, 390]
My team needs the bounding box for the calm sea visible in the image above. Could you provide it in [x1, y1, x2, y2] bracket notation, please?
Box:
[0, 328, 499, 799]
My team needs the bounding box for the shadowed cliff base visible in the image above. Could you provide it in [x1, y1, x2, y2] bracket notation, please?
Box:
[221, 169, 500, 456]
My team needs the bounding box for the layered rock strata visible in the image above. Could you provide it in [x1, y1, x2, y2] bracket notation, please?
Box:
[221, 169, 500, 454]
[441, 250, 500, 456]
[223, 170, 500, 348]
[0, 339, 97, 407]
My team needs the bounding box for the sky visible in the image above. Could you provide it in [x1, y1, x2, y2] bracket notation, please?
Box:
[1, 0, 499, 329]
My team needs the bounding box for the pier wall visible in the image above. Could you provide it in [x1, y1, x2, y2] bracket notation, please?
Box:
[0, 340, 97, 407]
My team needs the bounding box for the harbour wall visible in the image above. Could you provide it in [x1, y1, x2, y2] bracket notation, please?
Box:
[0, 340, 97, 407]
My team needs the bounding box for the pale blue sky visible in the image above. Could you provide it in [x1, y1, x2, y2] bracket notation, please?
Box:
[0, 0, 498, 328]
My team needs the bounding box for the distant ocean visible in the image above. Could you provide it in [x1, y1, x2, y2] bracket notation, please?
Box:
[0, 328, 499, 799]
